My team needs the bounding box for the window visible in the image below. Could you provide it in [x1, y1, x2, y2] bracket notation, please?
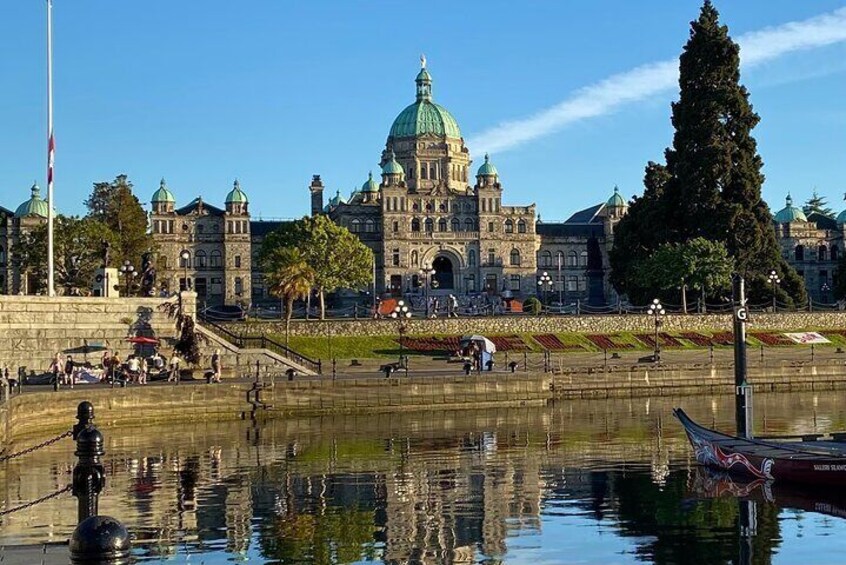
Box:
[488, 221, 494, 233]
[440, 202, 447, 212]
[234, 277, 243, 296]
[557, 251, 564, 267]
[510, 274, 521, 291]
[488, 249, 496, 265]
[540, 251, 552, 267]
[364, 219, 374, 233]
[819, 245, 828, 261]
[157, 255, 168, 270]
[469, 250, 476, 267]
[392, 221, 399, 233]
[210, 250, 222, 268]
[421, 165, 428, 180]
[425, 218, 434, 233]
[518, 220, 527, 234]
[179, 251, 191, 268]
[234, 255, 241, 269]
[510, 249, 521, 266]
[465, 219, 474, 231]
[451, 218, 460, 232]
[795, 245, 805, 261]
[579, 251, 588, 267]
[567, 251, 578, 267]
[411, 218, 421, 232]
[467, 274, 476, 292]
[413, 202, 420, 212]
[485, 274, 497, 292]
[411, 250, 419, 267]
[426, 202, 433, 212]
[351, 219, 361, 233]
[194, 250, 207, 269]
[567, 276, 578, 292]
[0, 246, 5, 267]
[438, 218, 447, 232]
[505, 219, 514, 233]
[392, 249, 400, 267]
[578, 276, 587, 291]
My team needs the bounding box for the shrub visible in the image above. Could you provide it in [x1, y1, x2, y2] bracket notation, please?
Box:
[523, 296, 542, 315]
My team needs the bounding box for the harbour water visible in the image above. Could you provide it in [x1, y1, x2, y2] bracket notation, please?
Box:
[2, 391, 846, 564]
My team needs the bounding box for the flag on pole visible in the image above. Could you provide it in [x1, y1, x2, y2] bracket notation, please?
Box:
[48, 130, 55, 184]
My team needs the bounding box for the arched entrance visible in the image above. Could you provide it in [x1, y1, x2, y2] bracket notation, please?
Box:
[432, 256, 454, 290]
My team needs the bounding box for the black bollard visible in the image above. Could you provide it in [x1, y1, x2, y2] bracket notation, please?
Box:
[463, 362, 472, 376]
[70, 401, 132, 564]
[509, 361, 518, 373]
[286, 368, 296, 381]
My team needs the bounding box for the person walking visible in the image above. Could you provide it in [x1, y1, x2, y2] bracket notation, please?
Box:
[63, 355, 74, 386]
[109, 351, 121, 384]
[211, 349, 222, 383]
[168, 353, 181, 383]
[50, 352, 62, 385]
[139, 357, 148, 385]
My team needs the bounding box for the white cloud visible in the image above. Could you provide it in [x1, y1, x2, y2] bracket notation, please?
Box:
[468, 7, 846, 155]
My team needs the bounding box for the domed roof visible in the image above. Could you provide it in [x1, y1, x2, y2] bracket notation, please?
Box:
[151, 178, 175, 203]
[773, 194, 807, 223]
[837, 209, 846, 224]
[476, 154, 498, 177]
[15, 183, 49, 218]
[225, 179, 249, 204]
[324, 190, 345, 211]
[381, 152, 404, 176]
[361, 171, 380, 193]
[606, 186, 626, 207]
[388, 62, 462, 139]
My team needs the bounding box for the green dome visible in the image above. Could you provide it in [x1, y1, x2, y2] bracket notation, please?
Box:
[606, 186, 626, 207]
[773, 194, 807, 223]
[837, 210, 846, 224]
[225, 179, 249, 204]
[151, 178, 175, 203]
[361, 171, 380, 193]
[381, 152, 404, 176]
[388, 63, 461, 139]
[15, 184, 49, 218]
[476, 154, 498, 177]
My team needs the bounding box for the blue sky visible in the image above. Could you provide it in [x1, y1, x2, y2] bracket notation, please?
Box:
[2, 1, 846, 221]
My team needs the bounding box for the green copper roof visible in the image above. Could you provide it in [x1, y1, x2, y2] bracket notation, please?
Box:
[773, 194, 807, 223]
[328, 190, 345, 207]
[151, 178, 176, 203]
[837, 210, 846, 224]
[15, 183, 49, 218]
[361, 171, 380, 193]
[476, 154, 498, 177]
[388, 63, 461, 139]
[381, 152, 405, 176]
[225, 179, 249, 204]
[606, 186, 626, 207]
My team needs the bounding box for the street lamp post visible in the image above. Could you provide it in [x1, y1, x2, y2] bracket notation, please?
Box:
[767, 270, 781, 312]
[538, 272, 553, 308]
[391, 300, 412, 369]
[557, 252, 563, 307]
[419, 264, 436, 317]
[181, 250, 191, 292]
[119, 261, 135, 296]
[647, 298, 666, 362]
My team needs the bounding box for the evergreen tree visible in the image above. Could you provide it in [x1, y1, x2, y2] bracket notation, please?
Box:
[803, 190, 834, 218]
[174, 315, 202, 366]
[610, 1, 806, 305]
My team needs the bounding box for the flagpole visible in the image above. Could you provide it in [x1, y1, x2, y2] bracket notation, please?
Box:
[47, 0, 55, 296]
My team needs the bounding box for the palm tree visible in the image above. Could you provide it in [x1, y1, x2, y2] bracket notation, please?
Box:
[266, 248, 315, 347]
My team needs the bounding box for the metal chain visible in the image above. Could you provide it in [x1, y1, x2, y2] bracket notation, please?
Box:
[0, 484, 72, 517]
[0, 430, 72, 464]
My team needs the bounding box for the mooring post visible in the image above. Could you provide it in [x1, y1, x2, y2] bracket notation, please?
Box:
[70, 401, 131, 564]
[732, 275, 752, 439]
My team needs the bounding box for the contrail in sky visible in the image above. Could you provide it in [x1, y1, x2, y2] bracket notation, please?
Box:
[469, 7, 846, 155]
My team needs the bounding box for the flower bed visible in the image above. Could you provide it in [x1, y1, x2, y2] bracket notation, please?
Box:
[585, 334, 635, 350]
[678, 332, 713, 347]
[709, 332, 734, 346]
[490, 335, 531, 351]
[532, 334, 583, 351]
[400, 336, 461, 353]
[635, 333, 684, 348]
[750, 332, 793, 346]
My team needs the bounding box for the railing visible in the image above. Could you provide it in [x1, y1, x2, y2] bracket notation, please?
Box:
[199, 316, 322, 374]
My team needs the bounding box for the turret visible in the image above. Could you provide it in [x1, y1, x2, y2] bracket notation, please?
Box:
[310, 175, 324, 216]
[225, 179, 249, 215]
[151, 178, 176, 214]
[380, 151, 405, 187]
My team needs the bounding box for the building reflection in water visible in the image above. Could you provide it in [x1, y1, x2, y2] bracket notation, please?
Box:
[2, 392, 846, 563]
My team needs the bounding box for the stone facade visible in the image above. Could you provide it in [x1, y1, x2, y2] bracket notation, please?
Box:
[0, 184, 49, 295]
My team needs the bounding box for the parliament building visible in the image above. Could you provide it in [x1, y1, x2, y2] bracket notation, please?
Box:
[1, 63, 840, 306]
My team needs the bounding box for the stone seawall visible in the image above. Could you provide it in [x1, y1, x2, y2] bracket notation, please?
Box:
[0, 295, 185, 377]
[232, 311, 846, 338]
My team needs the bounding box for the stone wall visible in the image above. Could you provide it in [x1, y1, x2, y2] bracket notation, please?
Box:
[228, 311, 846, 338]
[0, 294, 187, 377]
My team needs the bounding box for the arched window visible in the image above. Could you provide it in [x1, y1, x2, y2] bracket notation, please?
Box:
[411, 250, 418, 267]
[833, 247, 839, 261]
[421, 165, 428, 180]
[210, 250, 222, 268]
[438, 218, 447, 232]
[510, 249, 521, 266]
[819, 245, 828, 262]
[518, 219, 527, 234]
[795, 245, 805, 261]
[465, 218, 474, 232]
[194, 250, 207, 269]
[179, 251, 191, 268]
[413, 202, 420, 212]
[540, 251, 552, 267]
[430, 165, 436, 179]
[364, 219, 374, 233]
[451, 218, 460, 232]
[351, 219, 361, 233]
[426, 202, 433, 212]
[411, 218, 420, 232]
[505, 219, 514, 233]
[556, 251, 564, 267]
[469, 250, 476, 267]
[567, 251, 578, 267]
[425, 218, 434, 233]
[579, 251, 588, 267]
